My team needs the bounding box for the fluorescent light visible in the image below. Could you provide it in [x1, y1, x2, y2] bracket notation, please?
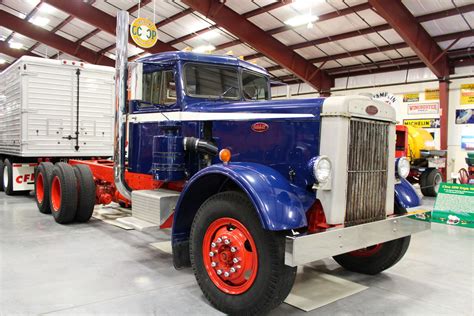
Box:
[0, 58, 6, 65]
[284, 14, 318, 27]
[29, 16, 50, 27]
[192, 44, 216, 53]
[9, 42, 23, 49]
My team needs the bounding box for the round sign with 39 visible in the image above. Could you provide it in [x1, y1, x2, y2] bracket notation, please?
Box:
[130, 17, 158, 48]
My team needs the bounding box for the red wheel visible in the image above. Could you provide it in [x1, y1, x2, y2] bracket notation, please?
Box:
[202, 217, 258, 295]
[35, 162, 54, 214]
[349, 244, 383, 257]
[51, 176, 61, 212]
[459, 168, 469, 184]
[36, 173, 45, 203]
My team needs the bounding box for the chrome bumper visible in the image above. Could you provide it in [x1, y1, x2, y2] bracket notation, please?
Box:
[285, 209, 431, 267]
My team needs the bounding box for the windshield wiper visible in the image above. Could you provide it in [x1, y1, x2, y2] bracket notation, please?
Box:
[217, 86, 238, 100]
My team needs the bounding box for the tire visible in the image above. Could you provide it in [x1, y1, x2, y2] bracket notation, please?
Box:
[50, 163, 78, 224]
[420, 168, 442, 197]
[0, 159, 4, 192]
[3, 159, 15, 195]
[190, 191, 296, 315]
[72, 165, 96, 222]
[35, 162, 54, 214]
[333, 202, 411, 275]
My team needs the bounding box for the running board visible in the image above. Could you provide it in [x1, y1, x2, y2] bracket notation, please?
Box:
[285, 209, 431, 267]
[131, 189, 180, 226]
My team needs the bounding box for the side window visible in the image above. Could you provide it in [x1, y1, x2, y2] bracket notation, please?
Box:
[163, 70, 176, 105]
[242, 71, 269, 100]
[141, 70, 176, 107]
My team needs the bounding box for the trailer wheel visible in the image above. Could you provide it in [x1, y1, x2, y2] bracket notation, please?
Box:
[35, 162, 54, 214]
[50, 163, 78, 224]
[72, 165, 96, 222]
[333, 202, 410, 275]
[3, 159, 15, 196]
[420, 168, 442, 197]
[0, 159, 4, 192]
[190, 191, 296, 315]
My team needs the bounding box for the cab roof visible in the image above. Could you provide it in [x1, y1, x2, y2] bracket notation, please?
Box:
[138, 51, 269, 76]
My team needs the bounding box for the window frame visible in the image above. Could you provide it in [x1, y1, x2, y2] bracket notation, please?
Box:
[241, 69, 270, 101]
[139, 68, 177, 108]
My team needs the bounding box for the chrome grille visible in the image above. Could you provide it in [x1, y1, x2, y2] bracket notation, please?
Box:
[345, 119, 389, 226]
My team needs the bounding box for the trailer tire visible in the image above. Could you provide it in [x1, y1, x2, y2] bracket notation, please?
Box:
[50, 163, 78, 224]
[190, 191, 296, 315]
[72, 165, 95, 222]
[35, 162, 54, 214]
[333, 202, 410, 275]
[420, 168, 442, 197]
[3, 159, 15, 196]
[0, 159, 4, 192]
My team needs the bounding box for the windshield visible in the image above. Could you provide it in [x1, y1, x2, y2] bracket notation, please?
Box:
[184, 63, 240, 100]
[242, 71, 269, 100]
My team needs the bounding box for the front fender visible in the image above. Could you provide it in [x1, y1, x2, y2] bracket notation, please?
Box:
[395, 177, 421, 209]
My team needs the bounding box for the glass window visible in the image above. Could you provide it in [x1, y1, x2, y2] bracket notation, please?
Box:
[184, 64, 240, 100]
[242, 71, 269, 100]
[141, 70, 176, 107]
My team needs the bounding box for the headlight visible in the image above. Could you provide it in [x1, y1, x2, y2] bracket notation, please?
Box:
[312, 156, 332, 183]
[396, 157, 410, 178]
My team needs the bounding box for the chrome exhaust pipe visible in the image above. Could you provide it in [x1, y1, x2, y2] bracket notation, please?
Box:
[113, 10, 132, 200]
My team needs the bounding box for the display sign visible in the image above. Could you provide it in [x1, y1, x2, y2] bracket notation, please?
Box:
[372, 92, 397, 105]
[407, 102, 439, 115]
[425, 88, 439, 100]
[455, 109, 474, 124]
[403, 118, 440, 128]
[431, 183, 474, 228]
[461, 135, 474, 150]
[403, 93, 419, 102]
[460, 84, 474, 105]
[130, 17, 158, 48]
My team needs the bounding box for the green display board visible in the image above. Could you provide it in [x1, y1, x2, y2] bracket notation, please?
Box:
[432, 183, 474, 228]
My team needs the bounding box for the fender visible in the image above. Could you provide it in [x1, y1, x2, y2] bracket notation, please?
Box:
[395, 177, 421, 209]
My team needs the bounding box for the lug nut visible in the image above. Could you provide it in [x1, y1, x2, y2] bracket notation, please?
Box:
[217, 269, 222, 275]
[216, 238, 222, 243]
[230, 267, 236, 273]
[232, 258, 239, 263]
[224, 239, 230, 245]
[230, 247, 237, 253]
[211, 262, 217, 267]
[224, 272, 230, 277]
[211, 242, 216, 248]
[209, 251, 214, 257]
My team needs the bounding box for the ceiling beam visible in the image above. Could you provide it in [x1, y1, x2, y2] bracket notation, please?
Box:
[42, 0, 176, 54]
[0, 40, 43, 59]
[0, 10, 115, 66]
[182, 0, 333, 91]
[368, 0, 449, 78]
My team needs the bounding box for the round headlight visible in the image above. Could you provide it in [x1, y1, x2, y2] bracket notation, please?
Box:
[397, 157, 410, 178]
[312, 156, 332, 183]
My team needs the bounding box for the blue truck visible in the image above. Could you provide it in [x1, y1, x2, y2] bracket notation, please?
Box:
[32, 50, 430, 314]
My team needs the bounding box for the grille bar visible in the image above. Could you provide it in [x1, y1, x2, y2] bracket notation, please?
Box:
[345, 119, 389, 226]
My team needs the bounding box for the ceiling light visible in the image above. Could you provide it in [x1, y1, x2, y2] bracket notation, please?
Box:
[285, 14, 318, 27]
[9, 42, 23, 49]
[0, 58, 6, 65]
[192, 44, 216, 53]
[29, 16, 50, 27]
[198, 30, 219, 41]
[39, 3, 56, 14]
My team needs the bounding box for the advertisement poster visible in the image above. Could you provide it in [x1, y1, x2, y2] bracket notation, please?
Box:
[460, 84, 474, 105]
[430, 183, 474, 228]
[461, 135, 474, 150]
[403, 118, 440, 128]
[407, 103, 439, 115]
[403, 93, 420, 102]
[425, 88, 439, 100]
[455, 109, 474, 124]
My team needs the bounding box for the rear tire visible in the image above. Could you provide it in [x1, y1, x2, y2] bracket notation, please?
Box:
[190, 191, 296, 315]
[420, 168, 442, 197]
[333, 202, 411, 275]
[0, 159, 4, 192]
[50, 163, 78, 224]
[72, 165, 96, 222]
[3, 159, 14, 196]
[35, 162, 54, 214]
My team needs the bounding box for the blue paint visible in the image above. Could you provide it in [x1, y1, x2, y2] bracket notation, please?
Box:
[395, 177, 421, 209]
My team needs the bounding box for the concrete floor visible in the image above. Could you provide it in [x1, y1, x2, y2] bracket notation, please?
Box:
[0, 192, 473, 316]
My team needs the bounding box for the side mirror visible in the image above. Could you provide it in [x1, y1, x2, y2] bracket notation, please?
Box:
[128, 62, 143, 100]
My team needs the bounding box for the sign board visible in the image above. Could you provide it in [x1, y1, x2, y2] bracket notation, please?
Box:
[403, 118, 440, 128]
[403, 93, 419, 102]
[461, 135, 474, 150]
[130, 17, 158, 48]
[407, 103, 439, 115]
[455, 109, 474, 124]
[432, 183, 474, 228]
[460, 84, 474, 105]
[372, 92, 397, 105]
[425, 88, 439, 100]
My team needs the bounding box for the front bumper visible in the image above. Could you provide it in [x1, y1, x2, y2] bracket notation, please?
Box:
[285, 208, 431, 267]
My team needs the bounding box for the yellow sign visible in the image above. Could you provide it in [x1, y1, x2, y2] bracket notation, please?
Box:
[130, 17, 158, 48]
[403, 118, 440, 128]
[403, 93, 419, 102]
[460, 84, 474, 105]
[425, 88, 439, 100]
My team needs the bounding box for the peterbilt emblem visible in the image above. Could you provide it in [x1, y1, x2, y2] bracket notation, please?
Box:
[366, 105, 379, 115]
[251, 122, 269, 132]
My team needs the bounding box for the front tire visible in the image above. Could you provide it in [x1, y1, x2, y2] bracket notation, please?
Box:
[190, 191, 296, 315]
[333, 202, 411, 275]
[420, 168, 442, 197]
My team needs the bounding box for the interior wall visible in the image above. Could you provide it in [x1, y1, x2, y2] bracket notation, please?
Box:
[271, 66, 474, 179]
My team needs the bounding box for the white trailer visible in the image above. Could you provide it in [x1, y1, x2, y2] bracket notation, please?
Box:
[0, 56, 115, 195]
